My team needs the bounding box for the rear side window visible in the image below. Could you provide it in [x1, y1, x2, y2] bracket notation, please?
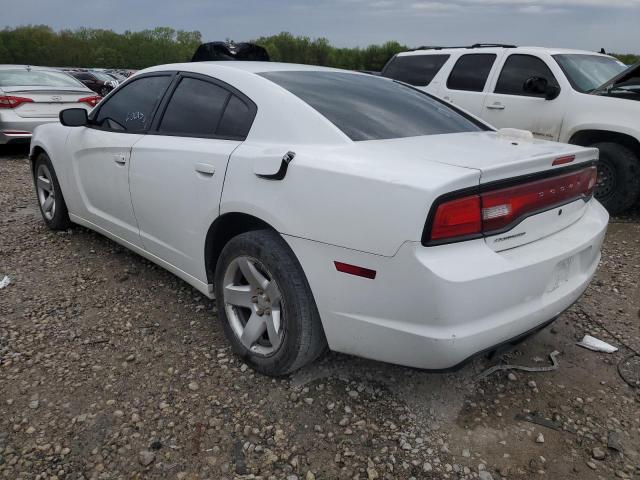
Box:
[382, 54, 450, 86]
[446, 54, 496, 92]
[217, 95, 254, 138]
[495, 54, 559, 97]
[159, 78, 229, 136]
[158, 77, 255, 139]
[94, 75, 172, 132]
[261, 71, 485, 141]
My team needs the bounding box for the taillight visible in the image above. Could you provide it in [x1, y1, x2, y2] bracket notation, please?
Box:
[78, 95, 102, 107]
[426, 165, 598, 245]
[0, 95, 34, 109]
[430, 195, 482, 241]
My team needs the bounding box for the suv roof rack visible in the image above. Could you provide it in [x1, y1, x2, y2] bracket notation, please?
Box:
[409, 43, 517, 51]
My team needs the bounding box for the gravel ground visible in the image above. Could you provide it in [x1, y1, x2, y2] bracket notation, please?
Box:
[1, 145, 639, 480]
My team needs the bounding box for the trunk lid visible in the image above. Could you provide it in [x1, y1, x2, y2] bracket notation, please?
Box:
[2, 87, 93, 118]
[357, 131, 599, 251]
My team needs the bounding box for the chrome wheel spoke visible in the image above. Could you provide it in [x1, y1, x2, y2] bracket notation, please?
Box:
[43, 195, 55, 213]
[224, 284, 253, 308]
[37, 176, 52, 192]
[265, 281, 281, 305]
[240, 313, 266, 349]
[238, 257, 269, 290]
[265, 310, 282, 350]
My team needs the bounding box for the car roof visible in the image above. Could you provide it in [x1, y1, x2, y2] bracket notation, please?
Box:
[0, 65, 66, 71]
[395, 46, 613, 58]
[144, 61, 344, 75]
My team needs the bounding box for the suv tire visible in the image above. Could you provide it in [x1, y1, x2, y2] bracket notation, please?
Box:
[592, 142, 640, 215]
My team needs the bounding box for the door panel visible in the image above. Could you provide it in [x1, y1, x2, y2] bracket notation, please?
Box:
[67, 127, 143, 245]
[482, 54, 566, 141]
[129, 135, 241, 280]
[439, 53, 499, 116]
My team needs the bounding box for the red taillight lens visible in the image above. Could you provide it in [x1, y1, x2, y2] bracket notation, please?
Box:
[481, 166, 597, 233]
[0, 95, 34, 109]
[427, 166, 598, 244]
[430, 195, 482, 241]
[78, 95, 102, 107]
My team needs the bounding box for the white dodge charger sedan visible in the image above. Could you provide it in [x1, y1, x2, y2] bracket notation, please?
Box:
[29, 61, 609, 375]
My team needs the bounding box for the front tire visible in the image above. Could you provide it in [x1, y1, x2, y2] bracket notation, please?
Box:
[33, 152, 72, 230]
[592, 142, 640, 215]
[214, 230, 326, 376]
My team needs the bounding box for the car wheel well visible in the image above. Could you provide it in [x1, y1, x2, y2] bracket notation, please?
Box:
[569, 130, 640, 158]
[204, 213, 276, 284]
[29, 146, 46, 174]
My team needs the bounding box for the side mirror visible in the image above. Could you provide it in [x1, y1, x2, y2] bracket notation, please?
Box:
[59, 108, 88, 127]
[544, 84, 561, 100]
[523, 76, 548, 95]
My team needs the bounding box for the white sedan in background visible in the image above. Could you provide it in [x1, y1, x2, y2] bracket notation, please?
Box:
[29, 62, 608, 375]
[0, 65, 100, 144]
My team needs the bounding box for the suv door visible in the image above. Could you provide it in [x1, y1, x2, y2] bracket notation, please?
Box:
[439, 53, 498, 115]
[482, 54, 566, 140]
[128, 73, 256, 282]
[66, 73, 173, 246]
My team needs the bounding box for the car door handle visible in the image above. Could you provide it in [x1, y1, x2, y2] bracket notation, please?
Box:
[486, 103, 505, 110]
[194, 163, 215, 176]
[113, 154, 126, 165]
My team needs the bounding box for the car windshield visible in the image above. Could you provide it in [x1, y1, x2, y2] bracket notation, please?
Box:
[0, 69, 85, 88]
[553, 54, 627, 93]
[260, 71, 486, 141]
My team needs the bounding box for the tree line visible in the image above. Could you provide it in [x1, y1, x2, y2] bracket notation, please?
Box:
[0, 26, 637, 71]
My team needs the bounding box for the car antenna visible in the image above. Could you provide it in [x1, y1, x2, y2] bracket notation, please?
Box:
[599, 48, 606, 54]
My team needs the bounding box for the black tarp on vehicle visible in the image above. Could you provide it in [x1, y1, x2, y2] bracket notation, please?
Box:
[191, 42, 270, 62]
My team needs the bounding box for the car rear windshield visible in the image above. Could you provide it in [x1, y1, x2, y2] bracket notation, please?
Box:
[0, 69, 85, 88]
[260, 71, 485, 141]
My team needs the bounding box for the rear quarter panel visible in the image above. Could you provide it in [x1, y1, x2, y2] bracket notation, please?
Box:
[220, 142, 481, 257]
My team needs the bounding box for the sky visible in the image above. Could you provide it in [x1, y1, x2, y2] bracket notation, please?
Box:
[1, 0, 639, 53]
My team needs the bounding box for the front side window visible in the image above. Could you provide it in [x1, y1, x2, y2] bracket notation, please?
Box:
[447, 54, 496, 92]
[553, 54, 627, 93]
[382, 54, 450, 86]
[495, 54, 559, 97]
[93, 75, 172, 132]
[261, 71, 485, 141]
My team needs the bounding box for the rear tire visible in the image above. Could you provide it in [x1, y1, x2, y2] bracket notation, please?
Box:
[592, 142, 640, 215]
[214, 229, 327, 376]
[33, 152, 72, 230]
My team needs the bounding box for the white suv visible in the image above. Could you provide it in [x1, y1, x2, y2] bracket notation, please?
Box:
[382, 44, 640, 214]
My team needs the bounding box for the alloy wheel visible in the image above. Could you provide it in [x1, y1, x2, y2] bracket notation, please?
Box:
[222, 256, 284, 356]
[595, 161, 616, 200]
[36, 164, 56, 221]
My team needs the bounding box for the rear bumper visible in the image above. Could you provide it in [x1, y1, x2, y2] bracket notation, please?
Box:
[0, 117, 59, 144]
[285, 200, 609, 369]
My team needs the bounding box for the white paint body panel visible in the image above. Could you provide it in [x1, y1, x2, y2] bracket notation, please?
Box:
[29, 61, 609, 369]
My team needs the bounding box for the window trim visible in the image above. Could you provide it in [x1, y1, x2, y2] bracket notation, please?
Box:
[149, 71, 257, 141]
[446, 53, 497, 92]
[88, 71, 176, 134]
[493, 54, 560, 98]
